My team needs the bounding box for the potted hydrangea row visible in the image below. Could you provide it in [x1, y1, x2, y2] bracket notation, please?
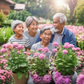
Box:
[30, 47, 52, 84]
[52, 42, 79, 84]
[0, 43, 30, 84]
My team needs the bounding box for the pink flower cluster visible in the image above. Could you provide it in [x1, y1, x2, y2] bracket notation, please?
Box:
[53, 71, 71, 84]
[77, 73, 84, 84]
[0, 58, 12, 83]
[63, 42, 74, 49]
[39, 54, 45, 60]
[52, 42, 58, 47]
[31, 73, 51, 83]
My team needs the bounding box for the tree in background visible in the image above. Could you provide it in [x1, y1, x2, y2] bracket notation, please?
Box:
[74, 0, 84, 25]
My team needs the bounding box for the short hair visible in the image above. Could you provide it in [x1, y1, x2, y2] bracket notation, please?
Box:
[25, 16, 38, 27]
[53, 13, 67, 24]
[11, 20, 24, 30]
[40, 26, 52, 35]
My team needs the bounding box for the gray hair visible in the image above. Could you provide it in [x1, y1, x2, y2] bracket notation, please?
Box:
[53, 13, 67, 24]
[40, 26, 52, 35]
[11, 20, 24, 30]
[25, 16, 38, 27]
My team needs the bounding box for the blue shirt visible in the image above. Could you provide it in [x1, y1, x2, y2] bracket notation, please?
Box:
[50, 27, 76, 47]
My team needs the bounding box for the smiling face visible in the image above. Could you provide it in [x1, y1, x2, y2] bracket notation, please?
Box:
[53, 18, 65, 34]
[40, 29, 52, 44]
[13, 24, 24, 35]
[28, 20, 38, 33]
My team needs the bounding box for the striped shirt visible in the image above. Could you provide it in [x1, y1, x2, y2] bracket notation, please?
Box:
[8, 35, 30, 48]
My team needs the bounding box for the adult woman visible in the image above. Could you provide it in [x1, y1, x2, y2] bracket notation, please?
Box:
[23, 16, 40, 49]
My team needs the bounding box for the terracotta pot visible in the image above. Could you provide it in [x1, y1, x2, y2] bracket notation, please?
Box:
[12, 72, 29, 84]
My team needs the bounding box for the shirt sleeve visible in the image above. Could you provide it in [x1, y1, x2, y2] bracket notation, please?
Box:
[25, 38, 30, 48]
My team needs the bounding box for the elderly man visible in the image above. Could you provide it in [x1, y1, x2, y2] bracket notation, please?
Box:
[50, 13, 76, 47]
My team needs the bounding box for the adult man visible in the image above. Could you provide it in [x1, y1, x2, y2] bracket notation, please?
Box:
[50, 13, 76, 47]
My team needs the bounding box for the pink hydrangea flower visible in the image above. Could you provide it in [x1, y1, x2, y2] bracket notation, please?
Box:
[68, 44, 74, 48]
[72, 48, 77, 51]
[39, 54, 45, 60]
[76, 47, 81, 51]
[0, 48, 7, 54]
[62, 50, 68, 54]
[52, 49, 57, 52]
[43, 75, 51, 83]
[42, 47, 49, 53]
[63, 44, 69, 49]
[17, 51, 20, 54]
[38, 48, 43, 51]
[77, 74, 84, 84]
[24, 52, 27, 54]
[52, 42, 58, 47]
[63, 78, 71, 84]
[33, 52, 39, 57]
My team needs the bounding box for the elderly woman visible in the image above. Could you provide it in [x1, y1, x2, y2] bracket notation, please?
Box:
[23, 16, 40, 50]
[27, 26, 55, 84]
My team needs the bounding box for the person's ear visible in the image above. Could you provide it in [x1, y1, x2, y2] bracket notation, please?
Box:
[13, 28, 15, 32]
[63, 21, 65, 26]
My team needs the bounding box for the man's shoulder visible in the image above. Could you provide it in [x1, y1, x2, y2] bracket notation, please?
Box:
[64, 27, 74, 35]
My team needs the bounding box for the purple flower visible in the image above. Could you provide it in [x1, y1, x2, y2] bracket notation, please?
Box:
[77, 74, 84, 84]
[52, 42, 58, 47]
[53, 72, 61, 79]
[63, 78, 71, 84]
[43, 75, 51, 83]
[39, 54, 45, 60]
[62, 50, 68, 54]
[52, 49, 57, 52]
[33, 52, 39, 57]
[38, 48, 43, 51]
[42, 47, 49, 53]
[55, 76, 63, 84]
[8, 54, 10, 57]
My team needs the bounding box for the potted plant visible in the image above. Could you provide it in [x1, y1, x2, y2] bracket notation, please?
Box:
[0, 43, 30, 84]
[52, 42, 79, 84]
[30, 47, 52, 84]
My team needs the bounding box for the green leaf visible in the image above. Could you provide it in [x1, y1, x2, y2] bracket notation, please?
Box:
[24, 73, 28, 78]
[17, 72, 22, 80]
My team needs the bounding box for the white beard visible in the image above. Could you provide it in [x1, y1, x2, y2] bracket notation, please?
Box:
[54, 29, 60, 33]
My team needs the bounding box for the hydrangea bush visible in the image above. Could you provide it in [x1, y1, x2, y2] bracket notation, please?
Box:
[30, 47, 52, 83]
[52, 42, 79, 84]
[0, 43, 30, 80]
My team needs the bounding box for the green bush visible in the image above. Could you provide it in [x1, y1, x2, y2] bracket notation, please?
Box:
[0, 12, 5, 22]
[0, 12, 5, 26]
[7, 10, 32, 21]
[0, 27, 14, 44]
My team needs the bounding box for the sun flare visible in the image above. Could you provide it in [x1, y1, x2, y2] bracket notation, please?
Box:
[56, 0, 64, 6]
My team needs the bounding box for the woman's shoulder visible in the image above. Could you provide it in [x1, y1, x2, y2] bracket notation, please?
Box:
[37, 29, 40, 34]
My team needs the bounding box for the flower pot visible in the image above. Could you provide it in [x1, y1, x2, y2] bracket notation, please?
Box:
[12, 72, 29, 84]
